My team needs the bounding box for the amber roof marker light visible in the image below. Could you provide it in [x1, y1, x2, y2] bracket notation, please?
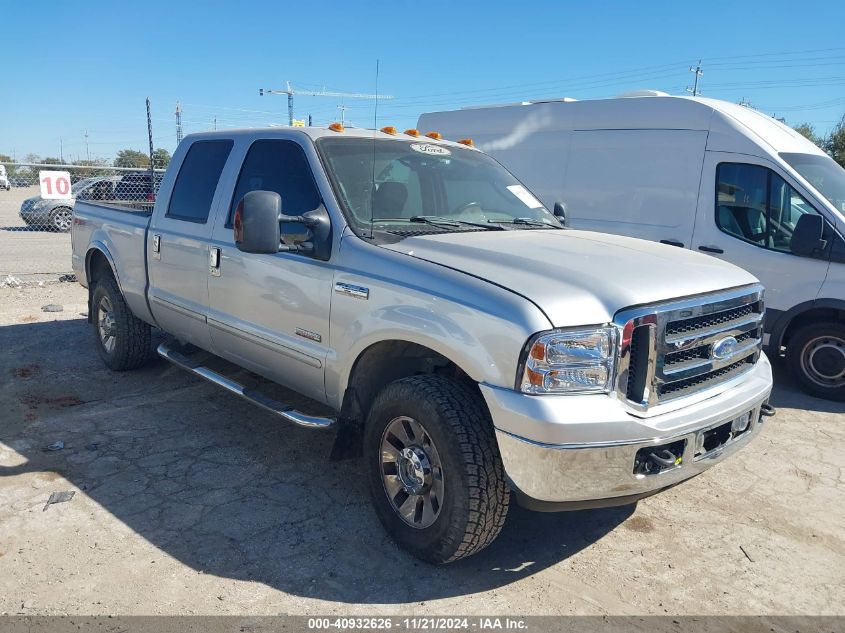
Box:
[380, 126, 397, 135]
[328, 122, 345, 132]
[404, 128, 420, 137]
[457, 138, 475, 147]
[425, 131, 442, 140]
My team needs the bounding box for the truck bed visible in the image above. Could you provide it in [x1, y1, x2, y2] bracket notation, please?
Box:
[71, 200, 155, 324]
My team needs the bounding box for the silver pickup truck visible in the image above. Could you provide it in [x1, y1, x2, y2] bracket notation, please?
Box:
[72, 126, 774, 564]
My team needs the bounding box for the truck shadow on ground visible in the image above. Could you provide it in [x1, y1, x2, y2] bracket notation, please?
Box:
[1, 317, 829, 603]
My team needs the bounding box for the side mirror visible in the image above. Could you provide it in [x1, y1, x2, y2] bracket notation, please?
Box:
[234, 190, 333, 261]
[234, 190, 282, 254]
[553, 201, 569, 227]
[790, 214, 826, 257]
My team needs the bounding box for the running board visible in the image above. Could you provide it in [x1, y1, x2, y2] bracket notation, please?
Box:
[157, 342, 336, 429]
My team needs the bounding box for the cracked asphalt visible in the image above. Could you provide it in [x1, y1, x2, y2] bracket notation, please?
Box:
[1, 283, 843, 616]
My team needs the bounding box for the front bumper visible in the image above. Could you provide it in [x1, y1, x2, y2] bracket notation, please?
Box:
[481, 355, 773, 506]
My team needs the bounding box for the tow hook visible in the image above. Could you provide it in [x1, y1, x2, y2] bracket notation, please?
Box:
[760, 403, 776, 418]
[633, 439, 686, 476]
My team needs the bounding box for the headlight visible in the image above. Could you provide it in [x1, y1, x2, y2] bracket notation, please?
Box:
[518, 326, 617, 394]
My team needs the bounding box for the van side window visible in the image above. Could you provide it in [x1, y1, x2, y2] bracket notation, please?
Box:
[228, 140, 321, 226]
[166, 140, 233, 223]
[715, 163, 821, 253]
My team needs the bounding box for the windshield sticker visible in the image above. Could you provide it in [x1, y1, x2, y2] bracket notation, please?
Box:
[507, 184, 543, 209]
[410, 143, 451, 156]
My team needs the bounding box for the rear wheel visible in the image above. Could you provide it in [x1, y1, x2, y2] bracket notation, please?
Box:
[50, 206, 73, 232]
[91, 275, 152, 371]
[364, 374, 509, 564]
[786, 321, 845, 401]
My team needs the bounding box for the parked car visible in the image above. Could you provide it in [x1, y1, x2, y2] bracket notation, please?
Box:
[114, 172, 163, 206]
[0, 165, 10, 191]
[72, 127, 774, 563]
[19, 176, 118, 231]
[420, 94, 845, 400]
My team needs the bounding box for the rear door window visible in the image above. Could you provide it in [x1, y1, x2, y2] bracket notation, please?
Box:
[167, 140, 233, 223]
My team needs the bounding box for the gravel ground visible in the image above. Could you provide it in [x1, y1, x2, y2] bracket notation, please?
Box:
[0, 282, 843, 616]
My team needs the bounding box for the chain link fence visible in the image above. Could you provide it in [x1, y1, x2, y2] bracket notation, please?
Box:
[0, 162, 164, 286]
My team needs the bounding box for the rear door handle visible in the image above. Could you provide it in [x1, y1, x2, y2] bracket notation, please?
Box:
[660, 239, 684, 248]
[698, 245, 724, 254]
[209, 246, 221, 277]
[152, 234, 161, 260]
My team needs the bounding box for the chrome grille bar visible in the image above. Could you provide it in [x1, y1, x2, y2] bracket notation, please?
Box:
[614, 285, 764, 415]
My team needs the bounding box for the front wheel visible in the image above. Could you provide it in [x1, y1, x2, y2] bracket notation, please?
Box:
[364, 375, 509, 564]
[786, 321, 845, 401]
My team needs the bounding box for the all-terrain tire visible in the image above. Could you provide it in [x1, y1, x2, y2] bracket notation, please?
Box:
[364, 374, 509, 564]
[786, 321, 845, 401]
[91, 274, 152, 371]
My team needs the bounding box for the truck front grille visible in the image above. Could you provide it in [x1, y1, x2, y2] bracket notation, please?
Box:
[616, 286, 764, 412]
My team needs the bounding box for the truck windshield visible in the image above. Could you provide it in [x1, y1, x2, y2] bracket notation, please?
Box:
[317, 137, 560, 236]
[781, 152, 845, 214]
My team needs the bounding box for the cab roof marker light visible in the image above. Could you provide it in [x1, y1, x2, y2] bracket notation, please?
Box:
[404, 128, 420, 137]
[425, 131, 442, 140]
[457, 138, 475, 147]
[328, 122, 344, 133]
[380, 126, 397, 135]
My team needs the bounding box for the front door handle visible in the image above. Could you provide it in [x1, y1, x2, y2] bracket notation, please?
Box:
[209, 247, 221, 277]
[660, 239, 684, 248]
[698, 245, 724, 254]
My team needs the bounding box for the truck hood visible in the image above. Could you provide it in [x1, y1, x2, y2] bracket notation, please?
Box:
[382, 229, 759, 327]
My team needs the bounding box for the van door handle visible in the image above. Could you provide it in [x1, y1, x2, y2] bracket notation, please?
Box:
[152, 234, 161, 260]
[209, 247, 221, 277]
[698, 245, 724, 254]
[660, 239, 684, 248]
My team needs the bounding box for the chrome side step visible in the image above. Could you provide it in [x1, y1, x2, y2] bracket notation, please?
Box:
[157, 342, 336, 429]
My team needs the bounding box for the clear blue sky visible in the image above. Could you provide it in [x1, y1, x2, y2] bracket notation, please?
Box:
[2, 0, 844, 162]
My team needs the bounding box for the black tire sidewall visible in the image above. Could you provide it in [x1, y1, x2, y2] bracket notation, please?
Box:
[786, 321, 845, 401]
[364, 378, 479, 563]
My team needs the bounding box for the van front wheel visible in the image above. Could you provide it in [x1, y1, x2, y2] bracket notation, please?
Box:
[364, 374, 509, 564]
[786, 321, 845, 401]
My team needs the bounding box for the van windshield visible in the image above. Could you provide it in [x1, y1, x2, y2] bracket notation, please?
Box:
[317, 137, 560, 237]
[781, 152, 845, 214]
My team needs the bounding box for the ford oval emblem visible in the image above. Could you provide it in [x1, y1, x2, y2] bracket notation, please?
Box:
[712, 336, 738, 360]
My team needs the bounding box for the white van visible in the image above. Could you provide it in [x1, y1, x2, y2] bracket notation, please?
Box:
[0, 165, 10, 190]
[419, 95, 845, 400]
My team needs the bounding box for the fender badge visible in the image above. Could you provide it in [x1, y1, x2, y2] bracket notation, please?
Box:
[295, 328, 322, 343]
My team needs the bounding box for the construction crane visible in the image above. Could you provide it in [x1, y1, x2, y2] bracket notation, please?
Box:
[259, 81, 393, 127]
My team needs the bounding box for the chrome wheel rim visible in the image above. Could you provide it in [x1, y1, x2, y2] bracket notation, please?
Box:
[53, 209, 72, 231]
[380, 416, 444, 529]
[801, 335, 845, 388]
[97, 296, 116, 353]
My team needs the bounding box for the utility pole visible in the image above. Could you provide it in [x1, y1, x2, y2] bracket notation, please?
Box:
[84, 129, 90, 162]
[338, 103, 347, 125]
[175, 102, 183, 145]
[686, 60, 703, 97]
[260, 81, 393, 126]
[213, 117, 217, 131]
[59, 138, 64, 163]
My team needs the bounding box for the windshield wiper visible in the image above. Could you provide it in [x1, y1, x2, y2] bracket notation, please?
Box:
[408, 216, 505, 230]
[487, 217, 562, 228]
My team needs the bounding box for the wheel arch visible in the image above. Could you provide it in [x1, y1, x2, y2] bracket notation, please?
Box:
[331, 338, 486, 460]
[85, 245, 121, 323]
[770, 298, 845, 352]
